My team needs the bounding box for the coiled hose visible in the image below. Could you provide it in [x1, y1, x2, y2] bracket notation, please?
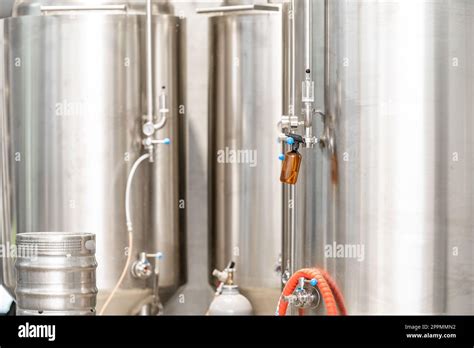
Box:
[276, 268, 347, 316]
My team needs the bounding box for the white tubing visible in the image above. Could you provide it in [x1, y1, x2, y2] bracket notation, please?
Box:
[99, 232, 133, 315]
[126, 153, 151, 232]
[99, 153, 150, 315]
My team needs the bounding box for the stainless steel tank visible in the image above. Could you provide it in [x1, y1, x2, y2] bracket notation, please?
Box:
[296, 0, 474, 314]
[208, 9, 283, 314]
[0, 0, 185, 314]
[0, 0, 14, 19]
[15, 232, 97, 315]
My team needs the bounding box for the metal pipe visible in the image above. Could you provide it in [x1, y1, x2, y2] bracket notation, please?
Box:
[287, 0, 297, 280]
[304, 0, 312, 72]
[289, 185, 296, 275]
[289, 0, 296, 116]
[302, 0, 315, 144]
[146, 0, 153, 125]
[40, 5, 127, 12]
[281, 0, 298, 293]
[196, 4, 279, 14]
[324, 0, 329, 112]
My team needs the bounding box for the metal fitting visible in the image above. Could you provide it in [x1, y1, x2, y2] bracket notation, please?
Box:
[212, 267, 234, 285]
[283, 277, 321, 309]
[303, 135, 319, 148]
[131, 252, 153, 279]
[281, 115, 301, 130]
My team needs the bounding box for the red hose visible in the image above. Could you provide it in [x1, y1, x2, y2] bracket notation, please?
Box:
[320, 269, 347, 315]
[277, 268, 346, 316]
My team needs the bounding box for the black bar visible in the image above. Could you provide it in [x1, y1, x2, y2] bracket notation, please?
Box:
[0, 315, 472, 346]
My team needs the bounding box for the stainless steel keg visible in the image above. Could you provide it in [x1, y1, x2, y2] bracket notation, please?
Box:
[15, 232, 98, 315]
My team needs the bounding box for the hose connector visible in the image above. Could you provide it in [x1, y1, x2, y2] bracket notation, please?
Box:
[282, 276, 320, 309]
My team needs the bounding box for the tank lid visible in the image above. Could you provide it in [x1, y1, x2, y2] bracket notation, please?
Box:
[12, 0, 167, 17]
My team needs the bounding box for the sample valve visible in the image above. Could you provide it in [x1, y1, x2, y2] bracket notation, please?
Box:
[131, 251, 164, 315]
[131, 251, 163, 279]
[282, 277, 320, 310]
[142, 86, 171, 162]
[278, 69, 323, 185]
[131, 252, 153, 279]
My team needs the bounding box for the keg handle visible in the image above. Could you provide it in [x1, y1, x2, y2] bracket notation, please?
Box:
[196, 4, 279, 14]
[40, 5, 127, 13]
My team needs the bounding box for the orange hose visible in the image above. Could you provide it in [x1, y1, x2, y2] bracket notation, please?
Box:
[320, 269, 347, 315]
[277, 268, 340, 316]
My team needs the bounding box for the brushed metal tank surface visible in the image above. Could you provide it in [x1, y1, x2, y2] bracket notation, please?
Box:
[297, 0, 474, 314]
[15, 232, 97, 315]
[208, 12, 283, 314]
[0, 0, 14, 19]
[0, 12, 185, 313]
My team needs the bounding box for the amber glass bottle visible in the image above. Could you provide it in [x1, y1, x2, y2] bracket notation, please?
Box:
[280, 150, 302, 185]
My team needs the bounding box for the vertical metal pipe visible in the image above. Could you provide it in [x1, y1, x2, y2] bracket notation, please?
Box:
[283, 0, 297, 282]
[289, 185, 296, 275]
[289, 0, 295, 115]
[146, 0, 153, 123]
[303, 0, 313, 139]
[324, 0, 329, 111]
[288, 0, 297, 279]
[304, 0, 312, 71]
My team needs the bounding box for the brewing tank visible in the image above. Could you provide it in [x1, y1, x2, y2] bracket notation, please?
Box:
[0, 0, 186, 314]
[296, 0, 474, 314]
[208, 10, 283, 314]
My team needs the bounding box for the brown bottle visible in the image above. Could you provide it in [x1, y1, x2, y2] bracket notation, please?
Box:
[280, 150, 302, 185]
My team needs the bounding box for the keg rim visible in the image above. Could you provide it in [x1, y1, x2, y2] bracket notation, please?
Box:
[17, 232, 95, 239]
[16, 232, 96, 256]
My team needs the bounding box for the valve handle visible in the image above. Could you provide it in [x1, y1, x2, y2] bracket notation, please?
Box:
[146, 251, 164, 260]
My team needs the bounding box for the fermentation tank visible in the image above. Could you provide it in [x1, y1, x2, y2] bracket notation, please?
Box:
[0, 0, 186, 314]
[295, 0, 474, 314]
[208, 8, 283, 314]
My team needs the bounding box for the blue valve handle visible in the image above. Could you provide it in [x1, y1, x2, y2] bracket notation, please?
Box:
[278, 154, 285, 161]
[286, 137, 295, 145]
[163, 138, 171, 145]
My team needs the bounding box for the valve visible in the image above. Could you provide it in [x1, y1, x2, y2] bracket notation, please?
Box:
[208, 261, 253, 315]
[283, 277, 320, 310]
[131, 252, 152, 279]
[131, 251, 163, 280]
[212, 261, 235, 296]
[142, 86, 170, 161]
